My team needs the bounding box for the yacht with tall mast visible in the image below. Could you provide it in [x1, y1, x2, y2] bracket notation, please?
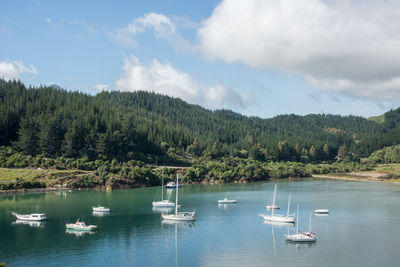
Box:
[153, 170, 177, 208]
[285, 206, 316, 242]
[259, 188, 295, 223]
[161, 174, 195, 221]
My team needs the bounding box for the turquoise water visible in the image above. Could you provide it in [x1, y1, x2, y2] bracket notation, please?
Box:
[1, 179, 400, 266]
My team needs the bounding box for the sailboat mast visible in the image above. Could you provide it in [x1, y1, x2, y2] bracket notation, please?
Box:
[161, 169, 164, 201]
[296, 204, 299, 233]
[175, 174, 179, 215]
[271, 184, 277, 216]
[287, 194, 291, 217]
[309, 212, 312, 232]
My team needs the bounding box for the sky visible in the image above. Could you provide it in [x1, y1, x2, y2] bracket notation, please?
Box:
[1, 0, 400, 119]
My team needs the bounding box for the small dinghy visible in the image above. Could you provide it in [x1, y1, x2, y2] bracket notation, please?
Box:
[218, 193, 237, 204]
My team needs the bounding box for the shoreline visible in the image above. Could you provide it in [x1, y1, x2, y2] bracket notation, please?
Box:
[312, 174, 400, 183]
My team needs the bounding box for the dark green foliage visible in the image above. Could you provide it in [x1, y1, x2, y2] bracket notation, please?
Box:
[0, 79, 396, 163]
[368, 145, 400, 164]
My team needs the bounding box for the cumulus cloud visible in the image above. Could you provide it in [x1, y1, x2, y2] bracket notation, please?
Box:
[110, 13, 196, 52]
[198, 0, 400, 101]
[115, 55, 250, 109]
[0, 60, 38, 81]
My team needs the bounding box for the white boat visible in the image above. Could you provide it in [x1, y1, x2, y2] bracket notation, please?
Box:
[165, 181, 182, 189]
[66, 219, 97, 231]
[266, 184, 280, 210]
[218, 193, 237, 204]
[153, 170, 178, 208]
[92, 206, 110, 212]
[259, 188, 295, 223]
[285, 206, 316, 242]
[161, 175, 195, 221]
[12, 212, 47, 221]
[314, 209, 329, 214]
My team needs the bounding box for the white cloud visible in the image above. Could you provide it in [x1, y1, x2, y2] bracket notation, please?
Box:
[0, 60, 38, 81]
[45, 17, 51, 24]
[94, 84, 109, 91]
[115, 55, 250, 109]
[110, 13, 196, 52]
[198, 0, 400, 101]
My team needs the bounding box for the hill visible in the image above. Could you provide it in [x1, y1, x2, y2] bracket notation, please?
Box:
[0, 79, 392, 163]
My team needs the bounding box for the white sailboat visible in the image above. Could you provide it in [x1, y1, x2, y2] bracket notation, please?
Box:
[161, 175, 195, 221]
[259, 189, 295, 223]
[266, 184, 280, 210]
[285, 206, 316, 242]
[153, 170, 178, 208]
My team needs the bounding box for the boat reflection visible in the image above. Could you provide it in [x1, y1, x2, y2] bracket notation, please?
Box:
[153, 206, 175, 213]
[161, 219, 195, 228]
[12, 220, 45, 228]
[66, 229, 95, 237]
[92, 211, 110, 217]
[263, 220, 295, 227]
[314, 213, 329, 217]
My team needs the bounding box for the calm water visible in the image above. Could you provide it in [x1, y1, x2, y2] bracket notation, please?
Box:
[1, 179, 400, 266]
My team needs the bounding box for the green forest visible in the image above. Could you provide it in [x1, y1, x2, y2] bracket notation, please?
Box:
[1, 79, 400, 190]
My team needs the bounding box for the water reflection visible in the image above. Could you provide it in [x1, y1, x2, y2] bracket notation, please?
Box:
[314, 213, 329, 217]
[152, 207, 174, 213]
[92, 211, 110, 217]
[66, 229, 95, 237]
[161, 220, 195, 228]
[12, 220, 45, 228]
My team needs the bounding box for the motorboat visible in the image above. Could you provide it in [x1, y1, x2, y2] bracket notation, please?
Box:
[153, 170, 178, 207]
[218, 193, 237, 204]
[92, 206, 110, 212]
[12, 212, 47, 221]
[314, 209, 329, 214]
[266, 184, 280, 210]
[285, 207, 316, 242]
[161, 175, 195, 221]
[259, 189, 295, 223]
[66, 219, 97, 231]
[165, 181, 182, 189]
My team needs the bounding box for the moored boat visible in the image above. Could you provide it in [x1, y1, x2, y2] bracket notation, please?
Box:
[161, 175, 195, 221]
[314, 209, 329, 214]
[285, 207, 316, 242]
[153, 170, 178, 207]
[11, 212, 47, 221]
[92, 206, 110, 212]
[165, 181, 182, 189]
[66, 219, 97, 231]
[218, 193, 237, 204]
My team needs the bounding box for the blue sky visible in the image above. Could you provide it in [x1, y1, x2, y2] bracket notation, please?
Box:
[1, 0, 400, 118]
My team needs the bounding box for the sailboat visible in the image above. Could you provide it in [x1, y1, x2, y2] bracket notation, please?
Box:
[153, 170, 178, 208]
[161, 174, 195, 221]
[259, 189, 295, 223]
[266, 184, 280, 210]
[285, 206, 316, 242]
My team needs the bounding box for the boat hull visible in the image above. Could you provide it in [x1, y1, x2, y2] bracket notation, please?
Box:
[12, 212, 46, 221]
[218, 200, 237, 204]
[152, 200, 176, 208]
[314, 209, 329, 214]
[285, 234, 316, 242]
[162, 212, 195, 221]
[259, 213, 295, 223]
[92, 207, 110, 212]
[66, 224, 97, 231]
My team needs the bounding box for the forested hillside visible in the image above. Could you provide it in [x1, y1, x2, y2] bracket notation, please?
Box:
[0, 79, 393, 163]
